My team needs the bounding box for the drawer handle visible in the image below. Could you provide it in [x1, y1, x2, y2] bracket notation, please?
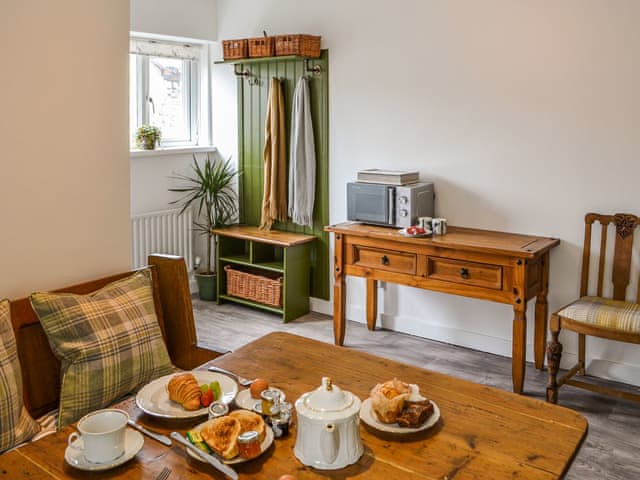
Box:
[381, 255, 390, 266]
[459, 267, 470, 279]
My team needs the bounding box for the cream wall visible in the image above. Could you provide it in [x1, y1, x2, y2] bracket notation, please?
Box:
[0, 0, 130, 298]
[214, 0, 640, 386]
[131, 0, 216, 41]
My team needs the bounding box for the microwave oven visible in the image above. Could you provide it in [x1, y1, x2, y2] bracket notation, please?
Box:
[346, 182, 434, 228]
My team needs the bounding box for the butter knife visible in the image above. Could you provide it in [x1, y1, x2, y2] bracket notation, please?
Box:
[127, 419, 172, 446]
[171, 432, 239, 480]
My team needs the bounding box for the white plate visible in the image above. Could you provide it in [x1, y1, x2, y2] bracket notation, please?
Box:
[398, 228, 432, 238]
[186, 418, 274, 465]
[65, 429, 144, 471]
[136, 371, 238, 419]
[359, 398, 440, 434]
[234, 388, 286, 411]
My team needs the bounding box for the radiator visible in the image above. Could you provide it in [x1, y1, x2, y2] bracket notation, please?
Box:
[131, 208, 193, 270]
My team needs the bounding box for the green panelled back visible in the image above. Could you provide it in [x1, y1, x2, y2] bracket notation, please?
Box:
[236, 51, 329, 300]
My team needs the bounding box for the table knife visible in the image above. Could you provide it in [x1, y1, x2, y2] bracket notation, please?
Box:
[171, 432, 239, 480]
[127, 419, 172, 446]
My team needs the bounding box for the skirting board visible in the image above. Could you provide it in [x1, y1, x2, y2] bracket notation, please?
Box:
[308, 301, 640, 387]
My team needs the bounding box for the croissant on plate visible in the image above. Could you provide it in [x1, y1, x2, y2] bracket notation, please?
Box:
[167, 373, 202, 410]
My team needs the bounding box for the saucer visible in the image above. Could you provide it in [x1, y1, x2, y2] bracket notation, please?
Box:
[65, 429, 144, 471]
[235, 388, 285, 411]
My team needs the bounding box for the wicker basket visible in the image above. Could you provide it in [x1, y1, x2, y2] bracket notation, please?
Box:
[248, 33, 275, 58]
[224, 265, 283, 308]
[275, 34, 321, 58]
[222, 38, 248, 60]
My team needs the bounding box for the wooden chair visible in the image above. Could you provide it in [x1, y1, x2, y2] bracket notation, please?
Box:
[546, 213, 640, 403]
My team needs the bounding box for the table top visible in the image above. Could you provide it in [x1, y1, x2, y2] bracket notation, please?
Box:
[2, 332, 586, 479]
[211, 225, 316, 247]
[325, 222, 560, 258]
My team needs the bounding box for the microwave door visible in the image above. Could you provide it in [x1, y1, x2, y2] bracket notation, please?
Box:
[347, 183, 394, 225]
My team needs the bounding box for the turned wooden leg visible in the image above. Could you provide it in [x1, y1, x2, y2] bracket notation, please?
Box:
[534, 252, 550, 370]
[333, 234, 346, 346]
[546, 314, 562, 403]
[366, 278, 377, 331]
[512, 308, 526, 395]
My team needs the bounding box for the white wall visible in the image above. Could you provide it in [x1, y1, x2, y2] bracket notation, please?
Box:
[131, 0, 217, 41]
[0, 0, 130, 298]
[129, 0, 217, 272]
[214, 0, 640, 386]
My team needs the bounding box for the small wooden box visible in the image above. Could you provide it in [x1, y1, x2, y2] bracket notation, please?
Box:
[222, 38, 248, 60]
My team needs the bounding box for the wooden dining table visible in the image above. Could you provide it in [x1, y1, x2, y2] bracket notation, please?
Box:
[0, 332, 587, 479]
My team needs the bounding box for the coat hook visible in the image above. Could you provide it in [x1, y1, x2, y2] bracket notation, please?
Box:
[234, 64, 256, 84]
[305, 58, 322, 76]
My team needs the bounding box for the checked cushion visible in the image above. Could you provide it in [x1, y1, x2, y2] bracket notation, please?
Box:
[0, 299, 40, 452]
[30, 269, 173, 428]
[558, 296, 640, 334]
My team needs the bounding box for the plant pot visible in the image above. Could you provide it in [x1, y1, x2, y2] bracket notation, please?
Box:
[137, 136, 157, 150]
[195, 272, 217, 301]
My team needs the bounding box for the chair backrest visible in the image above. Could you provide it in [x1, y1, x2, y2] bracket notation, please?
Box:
[581, 213, 640, 301]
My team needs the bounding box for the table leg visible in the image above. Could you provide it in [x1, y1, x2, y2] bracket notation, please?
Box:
[512, 308, 526, 394]
[366, 278, 377, 331]
[534, 252, 550, 370]
[512, 258, 527, 394]
[333, 234, 346, 346]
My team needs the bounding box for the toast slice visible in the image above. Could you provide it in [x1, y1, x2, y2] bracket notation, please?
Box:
[200, 416, 241, 459]
[229, 409, 266, 442]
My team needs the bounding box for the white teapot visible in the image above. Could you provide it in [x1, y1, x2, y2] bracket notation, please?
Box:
[294, 377, 363, 470]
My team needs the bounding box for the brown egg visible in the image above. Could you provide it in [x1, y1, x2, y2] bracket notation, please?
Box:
[250, 378, 269, 399]
[278, 475, 297, 480]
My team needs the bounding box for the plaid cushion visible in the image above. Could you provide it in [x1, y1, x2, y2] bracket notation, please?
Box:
[0, 299, 40, 453]
[558, 296, 640, 334]
[30, 269, 173, 428]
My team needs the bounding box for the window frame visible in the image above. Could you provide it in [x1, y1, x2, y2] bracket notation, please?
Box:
[130, 40, 203, 149]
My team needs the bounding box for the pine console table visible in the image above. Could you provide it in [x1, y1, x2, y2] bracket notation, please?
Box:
[325, 222, 560, 394]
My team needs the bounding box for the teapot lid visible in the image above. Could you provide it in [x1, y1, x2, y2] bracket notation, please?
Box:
[304, 377, 353, 412]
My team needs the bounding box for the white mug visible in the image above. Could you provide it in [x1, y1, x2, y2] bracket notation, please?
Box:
[67, 409, 129, 464]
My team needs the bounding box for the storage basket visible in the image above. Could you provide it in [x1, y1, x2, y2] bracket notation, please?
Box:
[224, 265, 283, 308]
[248, 32, 275, 58]
[275, 34, 321, 58]
[222, 38, 248, 60]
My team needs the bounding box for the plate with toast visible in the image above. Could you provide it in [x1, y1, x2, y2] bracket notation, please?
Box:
[186, 409, 274, 464]
[136, 371, 238, 419]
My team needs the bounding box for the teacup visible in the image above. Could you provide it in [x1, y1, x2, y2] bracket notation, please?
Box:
[67, 409, 129, 464]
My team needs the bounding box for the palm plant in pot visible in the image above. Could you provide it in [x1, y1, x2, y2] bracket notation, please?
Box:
[169, 154, 239, 300]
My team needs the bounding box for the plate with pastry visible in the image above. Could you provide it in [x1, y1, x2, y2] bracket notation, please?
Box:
[359, 378, 440, 434]
[185, 409, 274, 464]
[136, 371, 238, 419]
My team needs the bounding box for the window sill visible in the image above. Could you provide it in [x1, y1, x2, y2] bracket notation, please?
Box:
[130, 146, 217, 158]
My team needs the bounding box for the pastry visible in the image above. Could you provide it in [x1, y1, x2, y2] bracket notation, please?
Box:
[370, 378, 411, 424]
[201, 416, 242, 459]
[167, 373, 202, 411]
[229, 409, 266, 442]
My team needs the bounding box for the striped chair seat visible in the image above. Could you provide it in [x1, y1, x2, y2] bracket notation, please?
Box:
[558, 296, 640, 334]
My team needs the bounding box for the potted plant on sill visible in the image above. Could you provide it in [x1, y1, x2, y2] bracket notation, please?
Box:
[169, 153, 239, 300]
[135, 124, 161, 150]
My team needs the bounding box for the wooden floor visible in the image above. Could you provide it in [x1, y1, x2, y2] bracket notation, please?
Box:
[193, 300, 640, 480]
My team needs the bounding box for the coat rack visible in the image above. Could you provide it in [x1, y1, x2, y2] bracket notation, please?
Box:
[231, 57, 323, 86]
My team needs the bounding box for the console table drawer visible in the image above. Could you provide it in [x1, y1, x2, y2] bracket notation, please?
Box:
[427, 258, 502, 290]
[352, 246, 416, 275]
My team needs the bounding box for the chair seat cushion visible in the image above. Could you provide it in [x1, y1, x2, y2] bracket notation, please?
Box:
[558, 296, 640, 334]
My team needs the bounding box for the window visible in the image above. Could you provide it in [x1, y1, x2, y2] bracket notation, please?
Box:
[130, 38, 204, 149]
